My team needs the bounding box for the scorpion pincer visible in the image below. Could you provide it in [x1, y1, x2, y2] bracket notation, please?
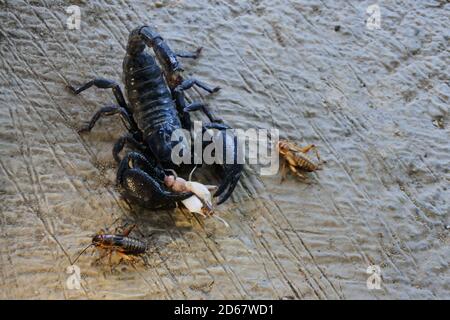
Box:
[68, 26, 243, 209]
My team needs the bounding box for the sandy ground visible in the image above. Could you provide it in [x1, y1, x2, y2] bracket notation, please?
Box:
[0, 0, 449, 299]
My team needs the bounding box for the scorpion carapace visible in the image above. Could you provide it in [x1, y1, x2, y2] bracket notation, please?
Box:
[68, 25, 242, 208]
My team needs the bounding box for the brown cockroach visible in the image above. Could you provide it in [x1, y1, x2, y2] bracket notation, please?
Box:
[277, 139, 324, 181]
[72, 224, 148, 266]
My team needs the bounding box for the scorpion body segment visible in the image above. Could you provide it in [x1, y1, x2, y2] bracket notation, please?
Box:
[123, 51, 180, 133]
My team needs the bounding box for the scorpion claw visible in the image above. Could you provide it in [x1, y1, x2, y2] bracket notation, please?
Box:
[117, 151, 193, 209]
[175, 47, 203, 60]
[203, 122, 243, 205]
[119, 167, 193, 209]
[214, 164, 243, 205]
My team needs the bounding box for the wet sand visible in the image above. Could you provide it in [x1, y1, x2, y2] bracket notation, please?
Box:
[0, 0, 448, 299]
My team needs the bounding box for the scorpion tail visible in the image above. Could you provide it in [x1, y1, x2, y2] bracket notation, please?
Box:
[128, 25, 182, 72]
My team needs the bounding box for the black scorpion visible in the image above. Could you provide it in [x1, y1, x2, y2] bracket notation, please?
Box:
[68, 26, 242, 209]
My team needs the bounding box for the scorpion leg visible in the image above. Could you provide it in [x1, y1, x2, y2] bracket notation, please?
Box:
[67, 78, 128, 110]
[117, 151, 193, 209]
[173, 79, 221, 128]
[78, 104, 137, 133]
[173, 92, 220, 131]
[175, 78, 221, 95]
[176, 47, 203, 59]
[174, 90, 219, 124]
[183, 102, 220, 123]
[172, 88, 192, 130]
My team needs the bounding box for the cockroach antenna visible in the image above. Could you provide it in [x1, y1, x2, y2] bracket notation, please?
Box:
[189, 208, 230, 228]
[212, 214, 230, 228]
[71, 243, 94, 265]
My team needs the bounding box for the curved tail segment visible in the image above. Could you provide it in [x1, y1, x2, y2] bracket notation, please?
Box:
[127, 26, 182, 81]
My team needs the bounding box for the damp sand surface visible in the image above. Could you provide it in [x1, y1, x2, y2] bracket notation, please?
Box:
[0, 0, 449, 299]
